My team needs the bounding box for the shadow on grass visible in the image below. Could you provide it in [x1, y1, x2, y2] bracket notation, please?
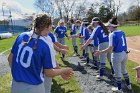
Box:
[62, 59, 87, 74]
[51, 79, 76, 93]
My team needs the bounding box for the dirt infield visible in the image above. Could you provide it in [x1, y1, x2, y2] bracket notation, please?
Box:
[127, 36, 140, 64]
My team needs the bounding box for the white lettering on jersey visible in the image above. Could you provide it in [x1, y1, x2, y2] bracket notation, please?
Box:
[16, 44, 33, 68]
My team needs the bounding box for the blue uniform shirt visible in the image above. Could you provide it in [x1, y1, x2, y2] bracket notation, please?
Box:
[11, 32, 56, 85]
[93, 38, 99, 47]
[89, 32, 98, 47]
[48, 32, 57, 43]
[55, 26, 67, 38]
[90, 25, 109, 44]
[70, 24, 77, 35]
[109, 30, 127, 53]
[79, 26, 84, 36]
[82, 27, 90, 40]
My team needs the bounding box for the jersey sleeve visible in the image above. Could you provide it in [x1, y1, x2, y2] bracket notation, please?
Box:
[54, 34, 58, 42]
[54, 27, 58, 33]
[65, 26, 67, 32]
[78, 26, 82, 34]
[50, 33, 57, 43]
[109, 33, 114, 47]
[72, 24, 74, 31]
[93, 38, 99, 47]
[89, 28, 98, 40]
[11, 35, 20, 54]
[82, 28, 86, 37]
[42, 44, 56, 69]
[85, 29, 90, 38]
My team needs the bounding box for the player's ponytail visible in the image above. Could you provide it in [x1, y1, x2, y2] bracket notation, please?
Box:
[33, 14, 52, 49]
[22, 14, 52, 49]
[109, 17, 119, 28]
[22, 28, 35, 45]
[92, 17, 109, 35]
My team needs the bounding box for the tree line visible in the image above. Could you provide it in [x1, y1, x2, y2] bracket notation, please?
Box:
[34, 0, 140, 24]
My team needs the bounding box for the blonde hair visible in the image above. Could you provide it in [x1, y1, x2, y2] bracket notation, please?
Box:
[88, 25, 93, 31]
[58, 20, 64, 26]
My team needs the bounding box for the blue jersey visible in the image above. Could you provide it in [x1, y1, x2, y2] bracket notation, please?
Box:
[70, 24, 77, 35]
[90, 25, 109, 44]
[82, 27, 90, 40]
[89, 32, 98, 47]
[93, 38, 99, 47]
[109, 30, 127, 53]
[11, 32, 56, 85]
[48, 32, 57, 43]
[79, 26, 84, 36]
[55, 26, 67, 38]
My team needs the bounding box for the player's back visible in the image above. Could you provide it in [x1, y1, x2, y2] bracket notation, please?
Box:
[11, 32, 53, 85]
[112, 30, 127, 53]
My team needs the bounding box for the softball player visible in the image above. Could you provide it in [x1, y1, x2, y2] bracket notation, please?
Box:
[54, 20, 68, 59]
[44, 32, 69, 93]
[95, 17, 132, 92]
[79, 21, 91, 65]
[76, 20, 85, 58]
[70, 19, 79, 56]
[87, 25, 99, 67]
[81, 17, 114, 79]
[8, 14, 73, 93]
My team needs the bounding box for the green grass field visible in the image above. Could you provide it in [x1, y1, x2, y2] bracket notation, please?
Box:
[118, 25, 140, 37]
[0, 25, 140, 93]
[0, 36, 17, 53]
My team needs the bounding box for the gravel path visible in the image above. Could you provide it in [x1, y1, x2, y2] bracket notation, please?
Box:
[66, 56, 135, 93]
[0, 54, 10, 76]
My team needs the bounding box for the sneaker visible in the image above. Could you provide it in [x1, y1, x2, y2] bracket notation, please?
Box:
[112, 87, 123, 93]
[79, 56, 84, 59]
[93, 63, 98, 67]
[76, 54, 80, 56]
[127, 84, 132, 90]
[96, 75, 103, 80]
[73, 53, 77, 56]
[83, 63, 90, 66]
[111, 74, 116, 78]
[96, 70, 99, 73]
[81, 58, 86, 61]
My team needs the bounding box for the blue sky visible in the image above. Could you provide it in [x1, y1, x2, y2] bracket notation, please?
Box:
[12, 0, 139, 14]
[0, 0, 139, 16]
[15, 0, 35, 12]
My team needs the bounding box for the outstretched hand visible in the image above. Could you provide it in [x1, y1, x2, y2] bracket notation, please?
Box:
[94, 50, 101, 57]
[63, 45, 69, 50]
[61, 68, 74, 80]
[79, 36, 85, 38]
[60, 49, 68, 55]
[80, 45, 85, 51]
